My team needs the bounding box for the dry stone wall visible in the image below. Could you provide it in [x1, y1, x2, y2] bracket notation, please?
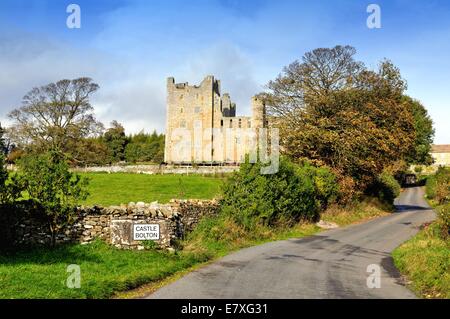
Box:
[7, 200, 220, 250]
[71, 164, 239, 175]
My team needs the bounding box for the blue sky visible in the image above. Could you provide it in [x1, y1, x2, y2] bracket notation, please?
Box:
[0, 0, 449, 143]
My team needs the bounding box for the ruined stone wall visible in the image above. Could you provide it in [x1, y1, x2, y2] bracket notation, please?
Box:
[164, 75, 267, 165]
[165, 76, 219, 163]
[6, 200, 220, 250]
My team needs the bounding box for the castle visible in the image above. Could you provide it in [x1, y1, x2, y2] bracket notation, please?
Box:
[164, 75, 268, 164]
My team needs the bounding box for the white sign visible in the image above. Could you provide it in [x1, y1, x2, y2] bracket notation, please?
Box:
[133, 224, 160, 241]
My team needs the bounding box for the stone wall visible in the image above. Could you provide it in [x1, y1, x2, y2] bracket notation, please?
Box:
[6, 200, 220, 250]
[164, 76, 267, 164]
[71, 164, 239, 175]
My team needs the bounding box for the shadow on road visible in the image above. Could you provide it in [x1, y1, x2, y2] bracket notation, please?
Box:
[394, 205, 430, 212]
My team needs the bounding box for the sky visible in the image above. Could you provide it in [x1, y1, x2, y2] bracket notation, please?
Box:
[0, 0, 449, 143]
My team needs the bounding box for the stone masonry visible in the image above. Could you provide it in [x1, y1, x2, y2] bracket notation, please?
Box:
[164, 75, 268, 164]
[8, 200, 220, 250]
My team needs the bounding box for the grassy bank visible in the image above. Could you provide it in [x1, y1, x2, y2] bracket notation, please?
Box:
[0, 198, 390, 299]
[393, 223, 450, 298]
[393, 169, 449, 299]
[0, 241, 209, 299]
[80, 173, 224, 206]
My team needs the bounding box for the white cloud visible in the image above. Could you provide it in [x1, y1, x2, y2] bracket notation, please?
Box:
[180, 42, 263, 116]
[0, 29, 167, 134]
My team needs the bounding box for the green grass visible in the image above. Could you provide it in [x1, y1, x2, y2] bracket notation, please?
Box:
[80, 173, 224, 206]
[393, 223, 450, 299]
[320, 197, 391, 226]
[0, 193, 393, 299]
[0, 241, 209, 299]
[391, 181, 450, 299]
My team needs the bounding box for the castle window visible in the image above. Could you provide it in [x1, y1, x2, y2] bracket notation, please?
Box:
[180, 107, 184, 114]
[179, 94, 184, 100]
[229, 119, 232, 128]
[180, 120, 186, 128]
[194, 107, 201, 114]
[238, 119, 242, 128]
[248, 122, 251, 128]
[221, 120, 223, 127]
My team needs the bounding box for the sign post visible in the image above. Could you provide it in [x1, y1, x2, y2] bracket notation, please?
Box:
[133, 224, 160, 241]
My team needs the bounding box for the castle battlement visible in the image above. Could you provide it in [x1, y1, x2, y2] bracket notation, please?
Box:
[164, 76, 267, 164]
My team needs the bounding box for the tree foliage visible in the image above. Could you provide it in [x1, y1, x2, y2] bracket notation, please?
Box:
[0, 123, 5, 155]
[8, 78, 103, 160]
[125, 130, 164, 164]
[103, 120, 129, 163]
[263, 45, 421, 195]
[68, 137, 109, 166]
[402, 96, 435, 165]
[18, 151, 89, 245]
[220, 157, 338, 229]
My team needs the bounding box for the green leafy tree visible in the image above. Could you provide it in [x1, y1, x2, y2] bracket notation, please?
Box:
[263, 46, 416, 196]
[19, 151, 89, 246]
[69, 137, 109, 166]
[125, 130, 165, 163]
[0, 123, 22, 205]
[402, 96, 435, 165]
[103, 120, 129, 163]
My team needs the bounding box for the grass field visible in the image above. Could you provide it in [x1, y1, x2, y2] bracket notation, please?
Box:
[80, 173, 224, 206]
[0, 196, 393, 299]
[393, 223, 450, 299]
[0, 241, 209, 299]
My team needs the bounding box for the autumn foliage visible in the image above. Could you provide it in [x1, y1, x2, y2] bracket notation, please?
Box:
[263, 46, 430, 199]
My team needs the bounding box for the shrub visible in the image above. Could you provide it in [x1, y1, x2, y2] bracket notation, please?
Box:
[426, 167, 450, 204]
[219, 157, 320, 230]
[18, 151, 89, 246]
[435, 168, 450, 204]
[374, 171, 401, 205]
[426, 175, 437, 200]
[300, 163, 339, 209]
[0, 153, 7, 202]
[0, 154, 21, 205]
[438, 204, 450, 240]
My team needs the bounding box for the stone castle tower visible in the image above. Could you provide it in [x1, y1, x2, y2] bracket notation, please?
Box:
[164, 75, 267, 164]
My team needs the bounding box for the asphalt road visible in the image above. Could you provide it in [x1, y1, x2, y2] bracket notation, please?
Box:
[147, 187, 435, 299]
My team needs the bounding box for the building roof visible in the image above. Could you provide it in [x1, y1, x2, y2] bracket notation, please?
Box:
[431, 145, 450, 153]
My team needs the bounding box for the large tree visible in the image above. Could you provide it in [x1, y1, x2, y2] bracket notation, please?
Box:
[402, 96, 435, 165]
[263, 45, 417, 193]
[8, 78, 103, 159]
[103, 120, 128, 163]
[124, 130, 165, 164]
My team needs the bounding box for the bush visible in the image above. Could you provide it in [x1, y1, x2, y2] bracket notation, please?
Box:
[426, 175, 437, 200]
[426, 167, 450, 204]
[438, 204, 450, 240]
[435, 168, 450, 204]
[219, 157, 323, 230]
[0, 154, 21, 205]
[300, 163, 339, 209]
[0, 153, 7, 201]
[18, 151, 89, 246]
[374, 171, 401, 205]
